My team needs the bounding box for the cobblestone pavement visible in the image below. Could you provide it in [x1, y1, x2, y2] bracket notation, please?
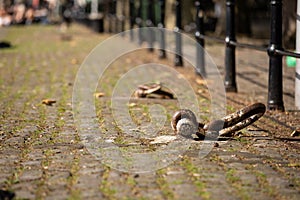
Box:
[0, 24, 299, 200]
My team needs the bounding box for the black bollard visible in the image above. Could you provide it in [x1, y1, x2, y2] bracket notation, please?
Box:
[158, 0, 166, 59]
[113, 0, 118, 33]
[108, 0, 113, 33]
[108, 0, 117, 33]
[129, 0, 135, 41]
[174, 0, 183, 66]
[224, 0, 237, 92]
[195, 0, 206, 77]
[98, 1, 104, 33]
[120, 0, 126, 33]
[147, 0, 155, 52]
[136, 0, 143, 45]
[267, 0, 284, 111]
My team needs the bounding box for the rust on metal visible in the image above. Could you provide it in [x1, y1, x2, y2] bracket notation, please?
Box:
[172, 103, 266, 139]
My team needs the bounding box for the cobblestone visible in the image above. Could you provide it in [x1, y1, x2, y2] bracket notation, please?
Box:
[0, 24, 299, 199]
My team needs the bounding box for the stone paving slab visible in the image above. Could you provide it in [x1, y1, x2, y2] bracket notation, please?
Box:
[0, 24, 299, 200]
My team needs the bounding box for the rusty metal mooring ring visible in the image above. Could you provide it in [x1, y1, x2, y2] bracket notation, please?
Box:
[172, 103, 266, 139]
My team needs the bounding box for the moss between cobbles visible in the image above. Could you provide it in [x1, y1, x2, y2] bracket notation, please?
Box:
[67, 190, 81, 200]
[67, 154, 81, 199]
[180, 156, 210, 200]
[156, 168, 175, 200]
[243, 138, 300, 193]
[224, 168, 251, 200]
[0, 24, 103, 199]
[35, 149, 54, 198]
[99, 167, 117, 200]
[245, 164, 280, 198]
[210, 153, 253, 200]
[126, 175, 137, 187]
[3, 101, 48, 191]
[4, 167, 22, 188]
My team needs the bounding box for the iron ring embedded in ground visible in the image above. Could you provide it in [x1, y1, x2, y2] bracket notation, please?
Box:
[172, 103, 266, 139]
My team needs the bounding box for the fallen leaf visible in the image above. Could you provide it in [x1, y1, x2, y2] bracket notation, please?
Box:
[214, 142, 219, 147]
[291, 129, 300, 137]
[196, 78, 213, 85]
[196, 78, 206, 85]
[42, 99, 56, 106]
[177, 74, 185, 79]
[287, 163, 300, 167]
[70, 41, 77, 47]
[197, 89, 205, 94]
[71, 58, 78, 65]
[125, 58, 132, 63]
[94, 92, 105, 98]
[192, 173, 201, 177]
[128, 103, 137, 108]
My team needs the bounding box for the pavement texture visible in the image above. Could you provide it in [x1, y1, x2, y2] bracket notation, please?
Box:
[0, 24, 300, 200]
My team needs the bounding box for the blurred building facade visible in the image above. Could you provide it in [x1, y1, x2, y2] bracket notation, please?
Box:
[0, 0, 296, 48]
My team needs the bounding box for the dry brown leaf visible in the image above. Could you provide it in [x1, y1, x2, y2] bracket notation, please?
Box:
[125, 58, 132, 64]
[176, 74, 185, 79]
[71, 58, 78, 65]
[94, 92, 105, 98]
[196, 78, 206, 85]
[196, 78, 212, 85]
[197, 89, 206, 94]
[291, 129, 300, 137]
[70, 41, 77, 47]
[128, 103, 137, 108]
[42, 99, 56, 106]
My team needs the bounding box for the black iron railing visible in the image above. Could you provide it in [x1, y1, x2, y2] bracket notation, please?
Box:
[193, 0, 300, 111]
[129, 0, 300, 111]
[81, 0, 300, 112]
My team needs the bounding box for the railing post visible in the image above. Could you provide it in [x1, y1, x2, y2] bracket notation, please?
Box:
[224, 0, 237, 92]
[113, 0, 119, 33]
[158, 0, 166, 59]
[129, 0, 135, 41]
[174, 0, 183, 66]
[267, 0, 284, 111]
[120, 0, 125, 33]
[147, 0, 155, 51]
[195, 0, 206, 77]
[108, 0, 115, 33]
[296, 0, 300, 109]
[136, 0, 143, 45]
